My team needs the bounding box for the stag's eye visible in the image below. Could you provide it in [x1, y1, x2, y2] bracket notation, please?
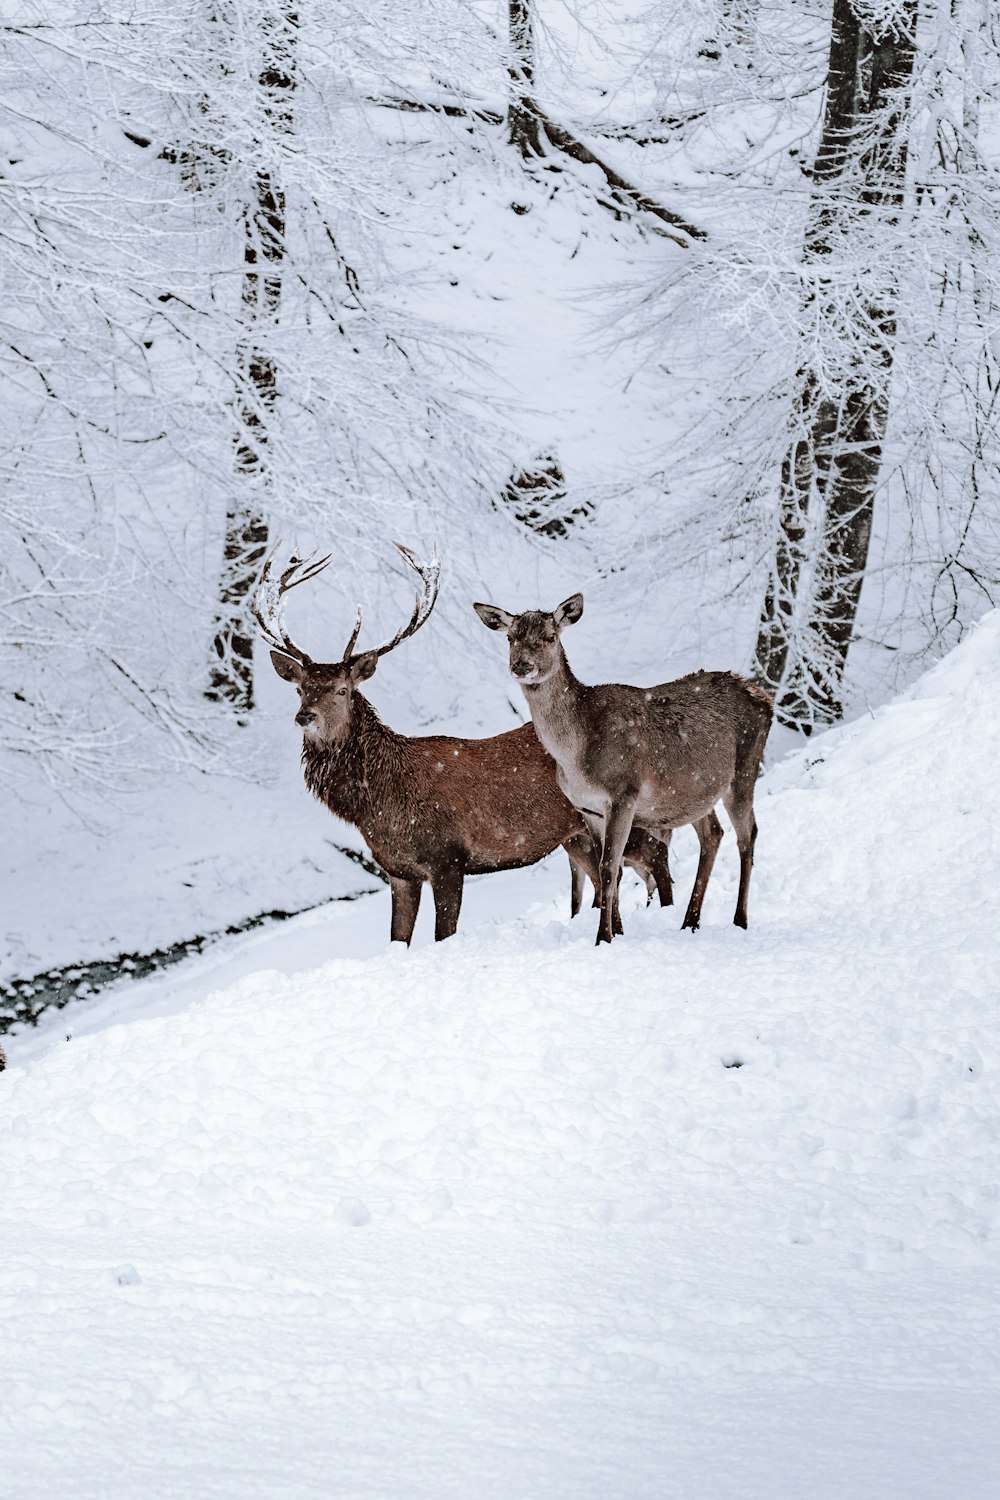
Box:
[336, 687, 348, 697]
[544, 634, 556, 645]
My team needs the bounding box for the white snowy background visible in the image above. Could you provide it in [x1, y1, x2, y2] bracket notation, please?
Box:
[3, 2, 1000, 1496]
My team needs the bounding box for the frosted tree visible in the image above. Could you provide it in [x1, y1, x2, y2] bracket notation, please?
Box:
[507, 0, 544, 157]
[204, 2, 297, 715]
[754, 0, 919, 726]
[616, 0, 1000, 727]
[0, 0, 503, 791]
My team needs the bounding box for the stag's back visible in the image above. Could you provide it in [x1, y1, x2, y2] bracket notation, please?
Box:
[406, 721, 583, 872]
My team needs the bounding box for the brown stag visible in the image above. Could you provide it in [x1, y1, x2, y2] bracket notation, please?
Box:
[473, 594, 773, 945]
[254, 546, 672, 943]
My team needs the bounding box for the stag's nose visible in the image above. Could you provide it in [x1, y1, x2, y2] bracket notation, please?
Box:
[295, 709, 316, 727]
[512, 661, 534, 679]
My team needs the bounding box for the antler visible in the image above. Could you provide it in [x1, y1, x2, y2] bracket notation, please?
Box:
[251, 543, 332, 664]
[348, 542, 441, 666]
[253, 540, 440, 668]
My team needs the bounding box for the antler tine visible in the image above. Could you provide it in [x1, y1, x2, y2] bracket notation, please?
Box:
[343, 603, 364, 662]
[251, 542, 326, 665]
[353, 542, 441, 664]
[279, 550, 332, 592]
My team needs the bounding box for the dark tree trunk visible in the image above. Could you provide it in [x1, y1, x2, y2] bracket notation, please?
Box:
[207, 7, 297, 715]
[754, 0, 918, 729]
[507, 0, 544, 158]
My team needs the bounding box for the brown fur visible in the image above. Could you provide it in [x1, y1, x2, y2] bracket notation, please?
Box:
[474, 599, 773, 944]
[256, 547, 673, 943]
[277, 658, 670, 942]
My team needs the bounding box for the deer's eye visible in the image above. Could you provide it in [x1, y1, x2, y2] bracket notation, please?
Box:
[544, 634, 556, 645]
[336, 687, 348, 697]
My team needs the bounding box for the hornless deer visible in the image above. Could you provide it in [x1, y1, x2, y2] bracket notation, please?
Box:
[254, 546, 672, 943]
[473, 595, 774, 945]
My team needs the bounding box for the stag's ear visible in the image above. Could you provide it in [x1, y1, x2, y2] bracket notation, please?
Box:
[473, 602, 515, 632]
[349, 651, 379, 683]
[554, 594, 584, 629]
[270, 650, 303, 683]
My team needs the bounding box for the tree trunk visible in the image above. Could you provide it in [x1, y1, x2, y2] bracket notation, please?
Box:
[507, 0, 544, 158]
[206, 6, 297, 715]
[754, 0, 918, 728]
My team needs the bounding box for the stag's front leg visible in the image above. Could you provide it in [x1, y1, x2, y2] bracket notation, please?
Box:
[389, 876, 422, 945]
[430, 860, 465, 941]
[563, 834, 597, 918]
[597, 800, 636, 946]
[649, 833, 674, 908]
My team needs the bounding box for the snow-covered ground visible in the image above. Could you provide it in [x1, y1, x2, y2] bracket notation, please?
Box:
[3, 617, 1000, 1498]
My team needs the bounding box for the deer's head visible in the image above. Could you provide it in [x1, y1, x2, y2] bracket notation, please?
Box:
[268, 651, 379, 747]
[473, 595, 583, 687]
[254, 544, 440, 749]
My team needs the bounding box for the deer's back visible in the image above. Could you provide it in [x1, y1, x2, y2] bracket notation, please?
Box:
[572, 671, 772, 825]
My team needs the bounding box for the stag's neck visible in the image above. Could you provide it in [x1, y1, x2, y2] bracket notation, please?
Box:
[301, 694, 407, 843]
[521, 651, 588, 760]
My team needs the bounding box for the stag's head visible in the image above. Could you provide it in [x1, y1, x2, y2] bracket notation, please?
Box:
[473, 595, 583, 686]
[254, 543, 440, 748]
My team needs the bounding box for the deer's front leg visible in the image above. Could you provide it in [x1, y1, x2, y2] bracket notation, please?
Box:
[597, 799, 636, 945]
[430, 860, 465, 941]
[682, 811, 724, 932]
[389, 876, 422, 945]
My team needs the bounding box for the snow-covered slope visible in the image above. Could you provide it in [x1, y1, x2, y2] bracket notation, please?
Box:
[3, 618, 1000, 1498]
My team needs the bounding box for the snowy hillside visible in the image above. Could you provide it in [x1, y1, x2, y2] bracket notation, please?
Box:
[3, 616, 1000, 1498]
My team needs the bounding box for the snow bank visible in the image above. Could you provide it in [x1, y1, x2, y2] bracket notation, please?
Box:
[2, 619, 1000, 1498]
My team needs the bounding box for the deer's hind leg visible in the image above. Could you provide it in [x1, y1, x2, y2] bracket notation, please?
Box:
[722, 782, 759, 930]
[681, 811, 724, 932]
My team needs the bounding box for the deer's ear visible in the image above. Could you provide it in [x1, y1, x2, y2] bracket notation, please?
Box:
[270, 650, 303, 683]
[473, 602, 515, 632]
[554, 594, 584, 629]
[349, 651, 379, 683]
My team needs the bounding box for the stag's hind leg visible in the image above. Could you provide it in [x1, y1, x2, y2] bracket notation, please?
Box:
[648, 832, 674, 908]
[624, 829, 673, 908]
[681, 811, 724, 932]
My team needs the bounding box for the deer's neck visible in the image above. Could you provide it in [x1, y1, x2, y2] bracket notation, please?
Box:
[301, 695, 408, 846]
[521, 652, 587, 761]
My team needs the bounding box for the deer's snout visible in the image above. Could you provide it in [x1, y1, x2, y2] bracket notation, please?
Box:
[295, 708, 317, 728]
[511, 658, 536, 679]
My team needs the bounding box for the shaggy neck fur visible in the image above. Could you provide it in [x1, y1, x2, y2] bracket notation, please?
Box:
[301, 693, 408, 846]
